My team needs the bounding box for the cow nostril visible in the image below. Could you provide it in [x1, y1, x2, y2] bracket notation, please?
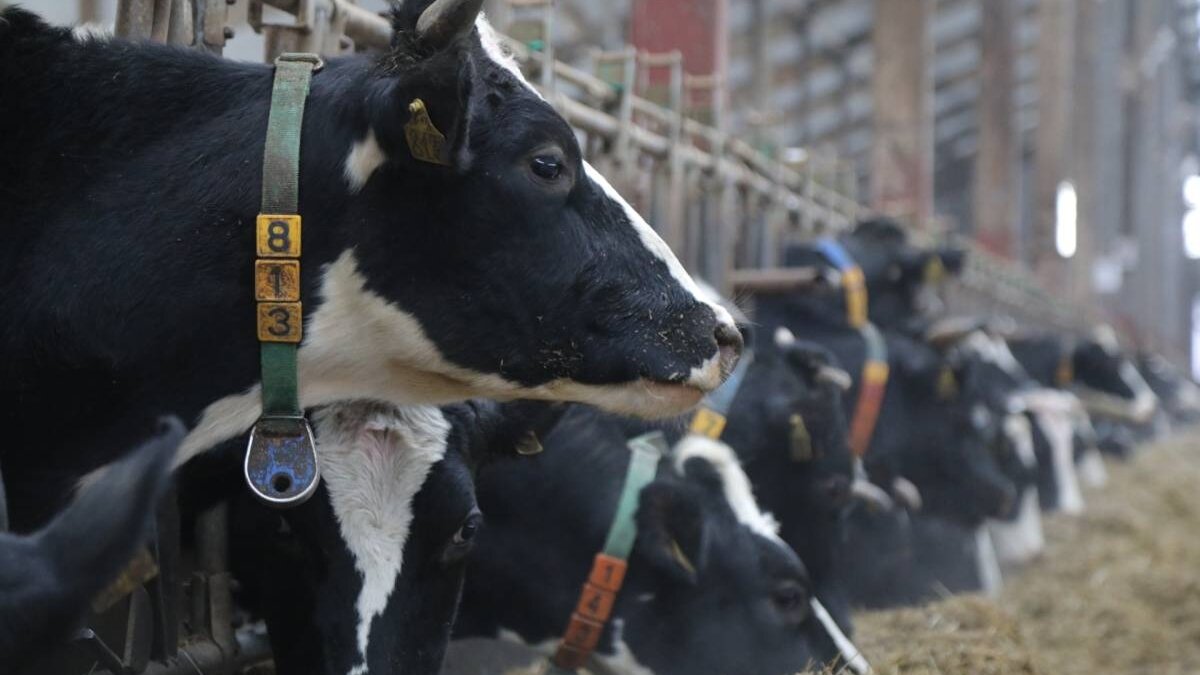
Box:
[714, 322, 744, 356]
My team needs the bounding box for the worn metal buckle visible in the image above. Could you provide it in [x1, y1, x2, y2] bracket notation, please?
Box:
[274, 52, 325, 72]
[244, 415, 320, 507]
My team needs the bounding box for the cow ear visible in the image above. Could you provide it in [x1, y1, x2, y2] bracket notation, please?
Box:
[367, 0, 482, 171]
[443, 400, 565, 465]
[635, 483, 710, 586]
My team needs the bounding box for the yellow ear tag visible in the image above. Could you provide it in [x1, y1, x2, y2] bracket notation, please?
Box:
[937, 366, 959, 401]
[789, 413, 814, 462]
[924, 256, 946, 285]
[669, 539, 697, 576]
[404, 98, 450, 166]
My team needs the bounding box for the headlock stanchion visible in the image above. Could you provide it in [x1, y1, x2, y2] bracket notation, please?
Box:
[814, 238, 890, 459]
[549, 432, 666, 673]
[244, 53, 323, 507]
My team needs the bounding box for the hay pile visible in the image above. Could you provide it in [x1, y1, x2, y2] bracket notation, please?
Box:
[854, 433, 1200, 675]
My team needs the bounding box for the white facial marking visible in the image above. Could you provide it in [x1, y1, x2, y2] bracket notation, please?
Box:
[475, 15, 539, 95]
[810, 599, 872, 675]
[974, 525, 1004, 597]
[1118, 362, 1160, 423]
[1077, 447, 1109, 488]
[1035, 407, 1084, 515]
[988, 489, 1045, 566]
[673, 435, 781, 541]
[312, 402, 449, 675]
[1002, 413, 1037, 469]
[582, 162, 737, 333]
[344, 129, 386, 193]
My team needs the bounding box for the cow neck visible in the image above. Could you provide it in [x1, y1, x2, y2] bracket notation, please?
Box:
[688, 349, 755, 439]
[549, 432, 665, 673]
[814, 239, 890, 460]
[243, 53, 324, 508]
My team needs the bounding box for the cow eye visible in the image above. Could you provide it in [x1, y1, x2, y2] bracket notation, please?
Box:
[442, 508, 483, 565]
[530, 154, 563, 180]
[771, 581, 811, 625]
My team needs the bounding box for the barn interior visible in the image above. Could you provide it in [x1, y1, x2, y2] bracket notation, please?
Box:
[9, 0, 1200, 674]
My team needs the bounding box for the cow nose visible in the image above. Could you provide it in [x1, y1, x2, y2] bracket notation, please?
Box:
[715, 321, 744, 364]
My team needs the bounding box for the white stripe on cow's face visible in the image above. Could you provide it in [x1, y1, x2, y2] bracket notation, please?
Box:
[810, 599, 872, 675]
[974, 525, 1004, 597]
[1032, 404, 1084, 515]
[988, 489, 1045, 566]
[673, 435, 781, 542]
[312, 403, 449, 675]
[472, 17, 735, 338]
[344, 129, 386, 193]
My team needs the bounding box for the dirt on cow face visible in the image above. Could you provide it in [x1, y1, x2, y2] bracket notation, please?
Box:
[851, 430, 1200, 675]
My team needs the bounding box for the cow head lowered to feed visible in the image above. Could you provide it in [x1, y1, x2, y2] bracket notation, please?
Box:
[0, 0, 739, 485]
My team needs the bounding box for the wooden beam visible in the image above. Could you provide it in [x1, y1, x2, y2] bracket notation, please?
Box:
[869, 0, 934, 228]
[973, 0, 1019, 258]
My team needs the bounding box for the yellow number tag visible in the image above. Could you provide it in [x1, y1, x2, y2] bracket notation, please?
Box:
[255, 260, 301, 302]
[689, 407, 727, 439]
[256, 214, 301, 258]
[257, 302, 303, 343]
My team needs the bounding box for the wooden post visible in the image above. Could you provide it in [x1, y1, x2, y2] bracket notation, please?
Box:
[1031, 0, 1076, 282]
[869, 0, 933, 229]
[973, 0, 1018, 259]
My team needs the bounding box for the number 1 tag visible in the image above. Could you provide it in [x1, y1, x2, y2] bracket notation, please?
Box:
[245, 416, 320, 507]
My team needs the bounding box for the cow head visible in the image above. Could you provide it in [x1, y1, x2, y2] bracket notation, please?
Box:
[886, 334, 1017, 525]
[624, 436, 868, 675]
[303, 0, 739, 420]
[229, 399, 561, 675]
[780, 219, 964, 330]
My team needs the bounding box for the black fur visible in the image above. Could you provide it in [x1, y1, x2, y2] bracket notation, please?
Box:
[0, 418, 182, 669]
[0, 2, 728, 530]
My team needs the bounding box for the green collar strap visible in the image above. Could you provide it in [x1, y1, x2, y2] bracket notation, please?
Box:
[550, 432, 665, 673]
[243, 53, 323, 508]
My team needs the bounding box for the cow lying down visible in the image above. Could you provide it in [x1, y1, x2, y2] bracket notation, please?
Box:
[455, 405, 870, 675]
[0, 419, 181, 670]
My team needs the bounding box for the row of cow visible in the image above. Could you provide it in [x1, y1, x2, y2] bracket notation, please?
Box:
[1, 2, 1196, 674]
[8, 215, 1191, 675]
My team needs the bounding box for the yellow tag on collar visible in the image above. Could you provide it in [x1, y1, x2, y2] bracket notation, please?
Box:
[1056, 356, 1074, 387]
[690, 407, 727, 439]
[843, 267, 868, 328]
[405, 98, 450, 166]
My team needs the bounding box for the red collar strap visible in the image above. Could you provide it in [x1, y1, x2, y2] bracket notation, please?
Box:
[848, 323, 890, 459]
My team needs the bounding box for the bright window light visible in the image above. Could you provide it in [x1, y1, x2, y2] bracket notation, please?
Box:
[1184, 209, 1200, 259]
[1185, 174, 1200, 207]
[1055, 181, 1077, 259]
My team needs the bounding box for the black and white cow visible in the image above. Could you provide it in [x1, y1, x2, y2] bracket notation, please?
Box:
[455, 406, 870, 675]
[0, 1, 739, 530]
[1138, 351, 1200, 426]
[782, 218, 965, 331]
[1, 419, 181, 670]
[181, 399, 563, 675]
[1010, 329, 1158, 435]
